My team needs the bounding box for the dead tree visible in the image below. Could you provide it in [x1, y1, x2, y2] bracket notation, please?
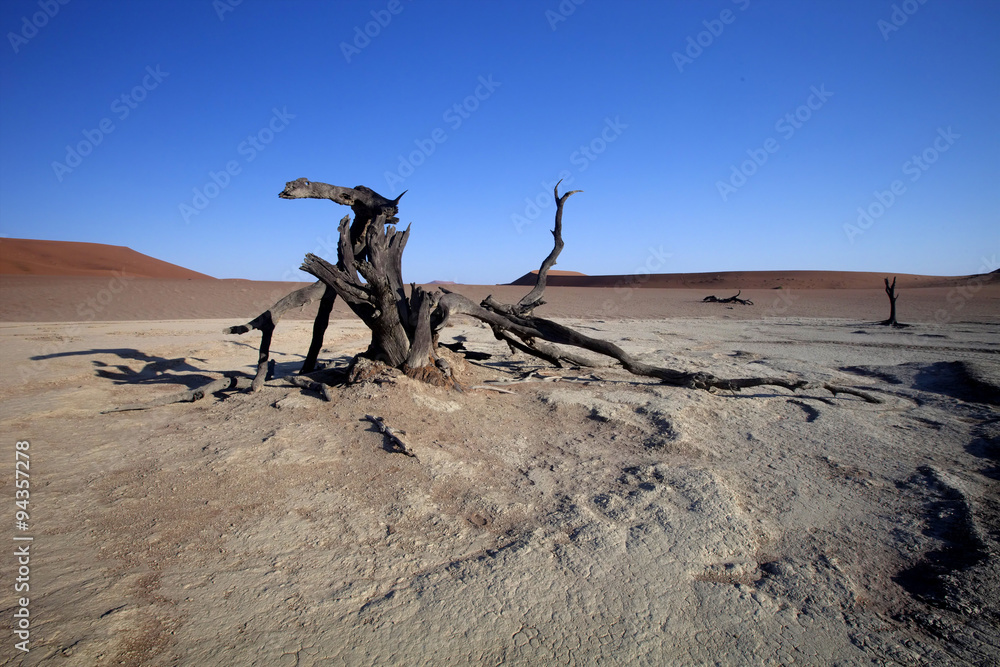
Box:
[103, 177, 885, 415]
[291, 179, 875, 397]
[205, 178, 883, 403]
[702, 290, 753, 306]
[880, 276, 902, 327]
[224, 179, 407, 390]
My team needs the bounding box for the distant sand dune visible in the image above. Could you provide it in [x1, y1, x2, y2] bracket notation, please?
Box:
[4, 238, 995, 291]
[2, 239, 997, 323]
[0, 238, 215, 279]
[510, 268, 999, 290]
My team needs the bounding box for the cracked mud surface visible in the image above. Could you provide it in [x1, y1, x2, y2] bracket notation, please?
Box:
[1, 315, 998, 665]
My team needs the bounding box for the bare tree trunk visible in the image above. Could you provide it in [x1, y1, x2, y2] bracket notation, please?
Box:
[302, 285, 337, 373]
[287, 181, 455, 387]
[224, 180, 411, 389]
[881, 276, 902, 327]
[514, 181, 581, 315]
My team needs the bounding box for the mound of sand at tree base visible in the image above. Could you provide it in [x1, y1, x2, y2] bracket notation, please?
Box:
[1, 306, 999, 663]
[0, 238, 215, 279]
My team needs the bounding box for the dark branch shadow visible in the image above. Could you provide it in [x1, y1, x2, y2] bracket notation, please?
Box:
[31, 347, 218, 389]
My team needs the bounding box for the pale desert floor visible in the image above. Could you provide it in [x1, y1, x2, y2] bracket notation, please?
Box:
[1, 283, 999, 665]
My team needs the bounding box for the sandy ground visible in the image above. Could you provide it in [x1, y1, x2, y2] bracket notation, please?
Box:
[1, 281, 999, 665]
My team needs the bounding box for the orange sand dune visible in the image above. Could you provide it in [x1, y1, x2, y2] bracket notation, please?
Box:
[0, 238, 215, 279]
[510, 268, 997, 290]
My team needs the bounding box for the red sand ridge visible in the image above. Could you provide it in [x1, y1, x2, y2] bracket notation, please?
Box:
[0, 238, 215, 279]
[507, 269, 990, 290]
[509, 269, 588, 285]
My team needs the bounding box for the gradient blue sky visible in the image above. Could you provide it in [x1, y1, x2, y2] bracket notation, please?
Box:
[1, 0, 997, 282]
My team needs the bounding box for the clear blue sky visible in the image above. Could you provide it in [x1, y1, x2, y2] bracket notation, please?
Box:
[1, 0, 998, 282]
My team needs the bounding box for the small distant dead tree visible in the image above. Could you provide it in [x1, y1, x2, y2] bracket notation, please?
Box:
[105, 178, 884, 412]
[703, 290, 753, 306]
[880, 276, 904, 327]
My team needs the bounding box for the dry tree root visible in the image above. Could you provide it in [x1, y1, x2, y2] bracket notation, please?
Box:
[284, 375, 335, 402]
[102, 375, 252, 413]
[224, 280, 332, 391]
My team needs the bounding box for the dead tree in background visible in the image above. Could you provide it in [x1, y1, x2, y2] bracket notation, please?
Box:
[702, 290, 753, 306]
[880, 276, 902, 327]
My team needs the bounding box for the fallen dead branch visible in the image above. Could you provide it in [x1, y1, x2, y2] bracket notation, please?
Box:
[817, 383, 883, 404]
[471, 385, 516, 394]
[365, 415, 417, 458]
[479, 371, 603, 387]
[285, 375, 335, 402]
[702, 291, 753, 305]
